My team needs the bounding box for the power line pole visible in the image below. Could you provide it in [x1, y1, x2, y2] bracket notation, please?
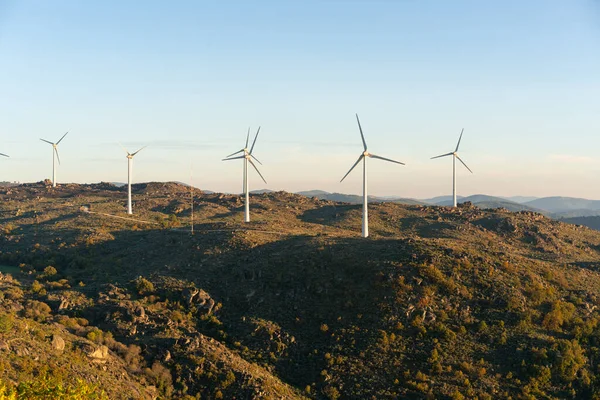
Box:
[190, 163, 194, 235]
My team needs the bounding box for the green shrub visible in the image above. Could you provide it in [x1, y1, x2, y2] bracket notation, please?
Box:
[542, 300, 576, 331]
[43, 266, 58, 278]
[323, 385, 341, 400]
[552, 339, 586, 382]
[86, 328, 104, 343]
[0, 313, 15, 333]
[31, 280, 44, 294]
[23, 300, 52, 322]
[134, 277, 154, 295]
[144, 362, 173, 396]
[1, 376, 107, 399]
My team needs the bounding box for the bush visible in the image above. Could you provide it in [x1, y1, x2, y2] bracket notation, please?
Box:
[0, 313, 15, 333]
[552, 339, 586, 382]
[134, 277, 154, 295]
[7, 376, 107, 399]
[144, 362, 173, 396]
[323, 385, 341, 400]
[23, 301, 52, 322]
[31, 280, 44, 294]
[86, 328, 104, 343]
[4, 287, 23, 301]
[542, 301, 576, 331]
[122, 344, 143, 370]
[42, 266, 58, 278]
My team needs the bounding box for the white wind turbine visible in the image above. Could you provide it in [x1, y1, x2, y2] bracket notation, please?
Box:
[120, 144, 146, 215]
[223, 127, 266, 223]
[340, 114, 405, 238]
[40, 131, 69, 187]
[431, 128, 473, 207]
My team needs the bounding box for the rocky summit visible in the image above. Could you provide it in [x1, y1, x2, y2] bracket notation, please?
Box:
[2, 182, 600, 399]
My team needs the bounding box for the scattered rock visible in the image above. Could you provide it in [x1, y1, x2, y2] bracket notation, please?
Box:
[57, 298, 70, 312]
[85, 344, 109, 362]
[52, 334, 65, 351]
[182, 287, 216, 315]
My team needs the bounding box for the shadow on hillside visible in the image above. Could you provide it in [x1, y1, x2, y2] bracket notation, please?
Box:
[568, 261, 600, 273]
[5, 224, 424, 387]
[299, 204, 358, 226]
[396, 216, 457, 239]
[300, 204, 460, 239]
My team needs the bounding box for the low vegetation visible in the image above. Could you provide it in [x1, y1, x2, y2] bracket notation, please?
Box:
[1, 182, 600, 398]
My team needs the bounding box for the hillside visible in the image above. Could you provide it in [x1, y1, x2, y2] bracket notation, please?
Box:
[2, 182, 600, 398]
[560, 216, 600, 232]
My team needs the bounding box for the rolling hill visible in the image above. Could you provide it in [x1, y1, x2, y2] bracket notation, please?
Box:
[559, 216, 600, 231]
[525, 197, 600, 214]
[2, 182, 600, 398]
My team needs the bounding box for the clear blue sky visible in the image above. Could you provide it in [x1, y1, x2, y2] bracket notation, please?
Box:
[1, 0, 599, 198]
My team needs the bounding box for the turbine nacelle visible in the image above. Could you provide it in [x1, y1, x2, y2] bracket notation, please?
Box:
[430, 129, 473, 174]
[222, 127, 265, 171]
[120, 143, 146, 160]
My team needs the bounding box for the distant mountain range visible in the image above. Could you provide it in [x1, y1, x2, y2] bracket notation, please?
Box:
[293, 190, 600, 230]
[523, 197, 600, 216]
[295, 190, 424, 206]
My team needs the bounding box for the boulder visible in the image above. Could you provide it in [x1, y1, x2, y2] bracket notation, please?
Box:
[86, 344, 109, 362]
[52, 334, 65, 351]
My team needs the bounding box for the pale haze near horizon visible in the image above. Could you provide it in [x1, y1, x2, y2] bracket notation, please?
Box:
[1, 1, 599, 199]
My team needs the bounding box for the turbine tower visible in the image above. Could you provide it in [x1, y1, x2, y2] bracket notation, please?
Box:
[223, 127, 266, 223]
[121, 144, 146, 215]
[340, 114, 405, 238]
[431, 128, 473, 207]
[40, 131, 69, 187]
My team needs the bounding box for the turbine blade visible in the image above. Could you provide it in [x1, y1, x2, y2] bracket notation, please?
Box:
[430, 152, 454, 160]
[0, 153, 8, 157]
[356, 114, 367, 151]
[222, 155, 246, 161]
[56, 130, 69, 145]
[455, 154, 473, 173]
[340, 154, 364, 183]
[131, 146, 147, 156]
[54, 147, 61, 165]
[40, 138, 54, 145]
[226, 149, 244, 158]
[455, 128, 464, 152]
[118, 142, 131, 155]
[250, 154, 262, 165]
[245, 127, 250, 149]
[369, 154, 405, 165]
[250, 126, 260, 154]
[248, 158, 267, 184]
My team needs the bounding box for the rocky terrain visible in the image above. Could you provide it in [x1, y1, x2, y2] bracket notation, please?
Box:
[2, 181, 600, 398]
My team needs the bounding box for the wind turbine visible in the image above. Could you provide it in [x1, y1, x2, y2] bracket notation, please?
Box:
[340, 114, 405, 238]
[40, 131, 69, 187]
[431, 128, 473, 207]
[223, 127, 266, 223]
[0, 153, 8, 158]
[120, 144, 146, 215]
